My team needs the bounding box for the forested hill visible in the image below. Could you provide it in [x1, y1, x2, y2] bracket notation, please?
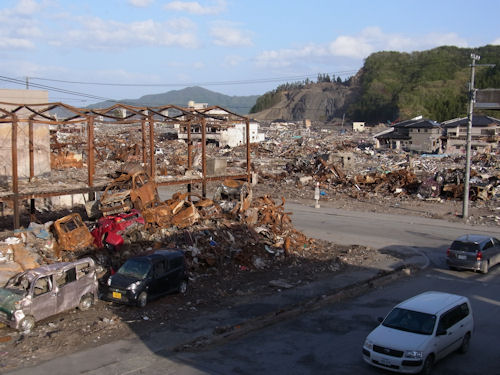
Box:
[251, 45, 500, 123]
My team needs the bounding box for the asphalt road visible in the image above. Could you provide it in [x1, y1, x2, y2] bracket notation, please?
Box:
[173, 267, 500, 375]
[285, 202, 500, 267]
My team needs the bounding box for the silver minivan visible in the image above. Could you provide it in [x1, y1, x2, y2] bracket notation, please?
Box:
[0, 258, 98, 332]
[447, 234, 500, 273]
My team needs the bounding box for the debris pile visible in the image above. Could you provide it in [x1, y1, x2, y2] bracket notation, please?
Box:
[0, 169, 320, 284]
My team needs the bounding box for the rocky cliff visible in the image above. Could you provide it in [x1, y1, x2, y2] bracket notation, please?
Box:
[251, 81, 360, 122]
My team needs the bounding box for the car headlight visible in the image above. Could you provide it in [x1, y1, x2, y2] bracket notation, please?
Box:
[404, 350, 423, 359]
[107, 277, 112, 286]
[364, 339, 374, 350]
[126, 281, 142, 291]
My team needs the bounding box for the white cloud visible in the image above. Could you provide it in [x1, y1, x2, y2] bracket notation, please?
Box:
[164, 0, 226, 15]
[492, 38, 500, 45]
[210, 24, 252, 47]
[13, 0, 44, 15]
[422, 32, 468, 48]
[256, 27, 470, 68]
[128, 0, 154, 7]
[223, 55, 244, 67]
[0, 0, 49, 50]
[58, 16, 199, 49]
[0, 38, 35, 49]
[167, 61, 205, 69]
[193, 61, 205, 69]
[255, 44, 327, 68]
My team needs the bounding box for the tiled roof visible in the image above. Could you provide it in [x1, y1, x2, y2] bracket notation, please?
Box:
[441, 115, 500, 128]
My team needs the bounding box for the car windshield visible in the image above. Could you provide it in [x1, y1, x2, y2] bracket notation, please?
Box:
[117, 259, 151, 279]
[451, 241, 480, 252]
[382, 307, 436, 335]
[5, 274, 30, 296]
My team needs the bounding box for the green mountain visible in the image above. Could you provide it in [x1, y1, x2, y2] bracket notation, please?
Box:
[251, 45, 500, 123]
[89, 86, 259, 115]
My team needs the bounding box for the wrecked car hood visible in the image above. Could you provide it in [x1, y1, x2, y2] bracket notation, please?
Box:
[100, 189, 132, 204]
[0, 288, 24, 314]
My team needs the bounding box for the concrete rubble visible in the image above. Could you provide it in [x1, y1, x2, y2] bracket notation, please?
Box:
[0, 121, 499, 372]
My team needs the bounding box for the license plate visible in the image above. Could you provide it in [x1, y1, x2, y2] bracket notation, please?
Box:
[457, 255, 467, 260]
[378, 357, 391, 366]
[112, 291, 122, 299]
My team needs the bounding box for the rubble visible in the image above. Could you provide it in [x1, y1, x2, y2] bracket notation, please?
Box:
[0, 120, 499, 371]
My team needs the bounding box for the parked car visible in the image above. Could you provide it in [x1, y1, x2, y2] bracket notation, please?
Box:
[103, 249, 188, 307]
[0, 258, 98, 332]
[446, 234, 500, 273]
[362, 291, 473, 374]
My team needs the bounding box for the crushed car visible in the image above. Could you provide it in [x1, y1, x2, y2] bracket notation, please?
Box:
[53, 213, 94, 258]
[99, 169, 159, 216]
[91, 209, 145, 251]
[0, 257, 98, 332]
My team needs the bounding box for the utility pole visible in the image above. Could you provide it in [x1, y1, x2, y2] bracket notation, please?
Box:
[462, 54, 495, 221]
[462, 54, 479, 221]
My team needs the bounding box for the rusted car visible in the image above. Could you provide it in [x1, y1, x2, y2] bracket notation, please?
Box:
[0, 258, 98, 332]
[99, 170, 158, 216]
[53, 213, 94, 258]
[213, 179, 252, 214]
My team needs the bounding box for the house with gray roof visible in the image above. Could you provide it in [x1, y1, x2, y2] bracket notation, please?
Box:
[441, 115, 500, 154]
[373, 116, 442, 154]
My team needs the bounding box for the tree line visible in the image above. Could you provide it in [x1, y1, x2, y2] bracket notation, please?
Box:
[250, 45, 500, 121]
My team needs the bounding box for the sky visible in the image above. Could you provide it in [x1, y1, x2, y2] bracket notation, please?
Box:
[0, 0, 499, 106]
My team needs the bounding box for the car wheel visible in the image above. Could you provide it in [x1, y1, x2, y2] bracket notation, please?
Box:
[481, 261, 489, 274]
[79, 294, 93, 311]
[178, 280, 188, 294]
[19, 315, 35, 332]
[420, 354, 434, 375]
[459, 333, 471, 354]
[137, 291, 148, 308]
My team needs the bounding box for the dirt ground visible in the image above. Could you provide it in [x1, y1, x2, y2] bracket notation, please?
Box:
[0, 182, 497, 372]
[0, 241, 385, 372]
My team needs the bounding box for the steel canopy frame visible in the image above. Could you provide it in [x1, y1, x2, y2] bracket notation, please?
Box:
[0, 102, 252, 229]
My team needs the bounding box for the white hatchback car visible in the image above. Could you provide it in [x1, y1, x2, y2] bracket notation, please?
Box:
[362, 291, 473, 374]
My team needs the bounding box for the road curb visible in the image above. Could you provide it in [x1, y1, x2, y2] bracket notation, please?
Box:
[174, 265, 417, 352]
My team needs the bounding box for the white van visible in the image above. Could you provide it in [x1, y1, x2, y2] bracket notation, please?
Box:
[362, 291, 473, 374]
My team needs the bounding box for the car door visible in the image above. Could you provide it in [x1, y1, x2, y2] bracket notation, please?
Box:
[481, 240, 495, 265]
[492, 238, 500, 266]
[434, 306, 466, 360]
[166, 256, 183, 291]
[55, 266, 78, 313]
[29, 275, 57, 321]
[150, 260, 168, 296]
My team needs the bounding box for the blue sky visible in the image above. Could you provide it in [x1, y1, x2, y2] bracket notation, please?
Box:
[0, 0, 499, 105]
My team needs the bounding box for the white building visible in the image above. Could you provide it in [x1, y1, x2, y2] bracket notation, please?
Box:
[177, 121, 265, 147]
[177, 101, 265, 147]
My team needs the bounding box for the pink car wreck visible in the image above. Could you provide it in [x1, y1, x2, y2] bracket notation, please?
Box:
[0, 258, 98, 332]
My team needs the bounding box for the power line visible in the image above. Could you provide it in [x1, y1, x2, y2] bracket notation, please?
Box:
[27, 71, 357, 87]
[0, 75, 117, 102]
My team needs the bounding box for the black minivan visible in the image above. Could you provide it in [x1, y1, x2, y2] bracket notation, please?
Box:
[103, 249, 188, 307]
